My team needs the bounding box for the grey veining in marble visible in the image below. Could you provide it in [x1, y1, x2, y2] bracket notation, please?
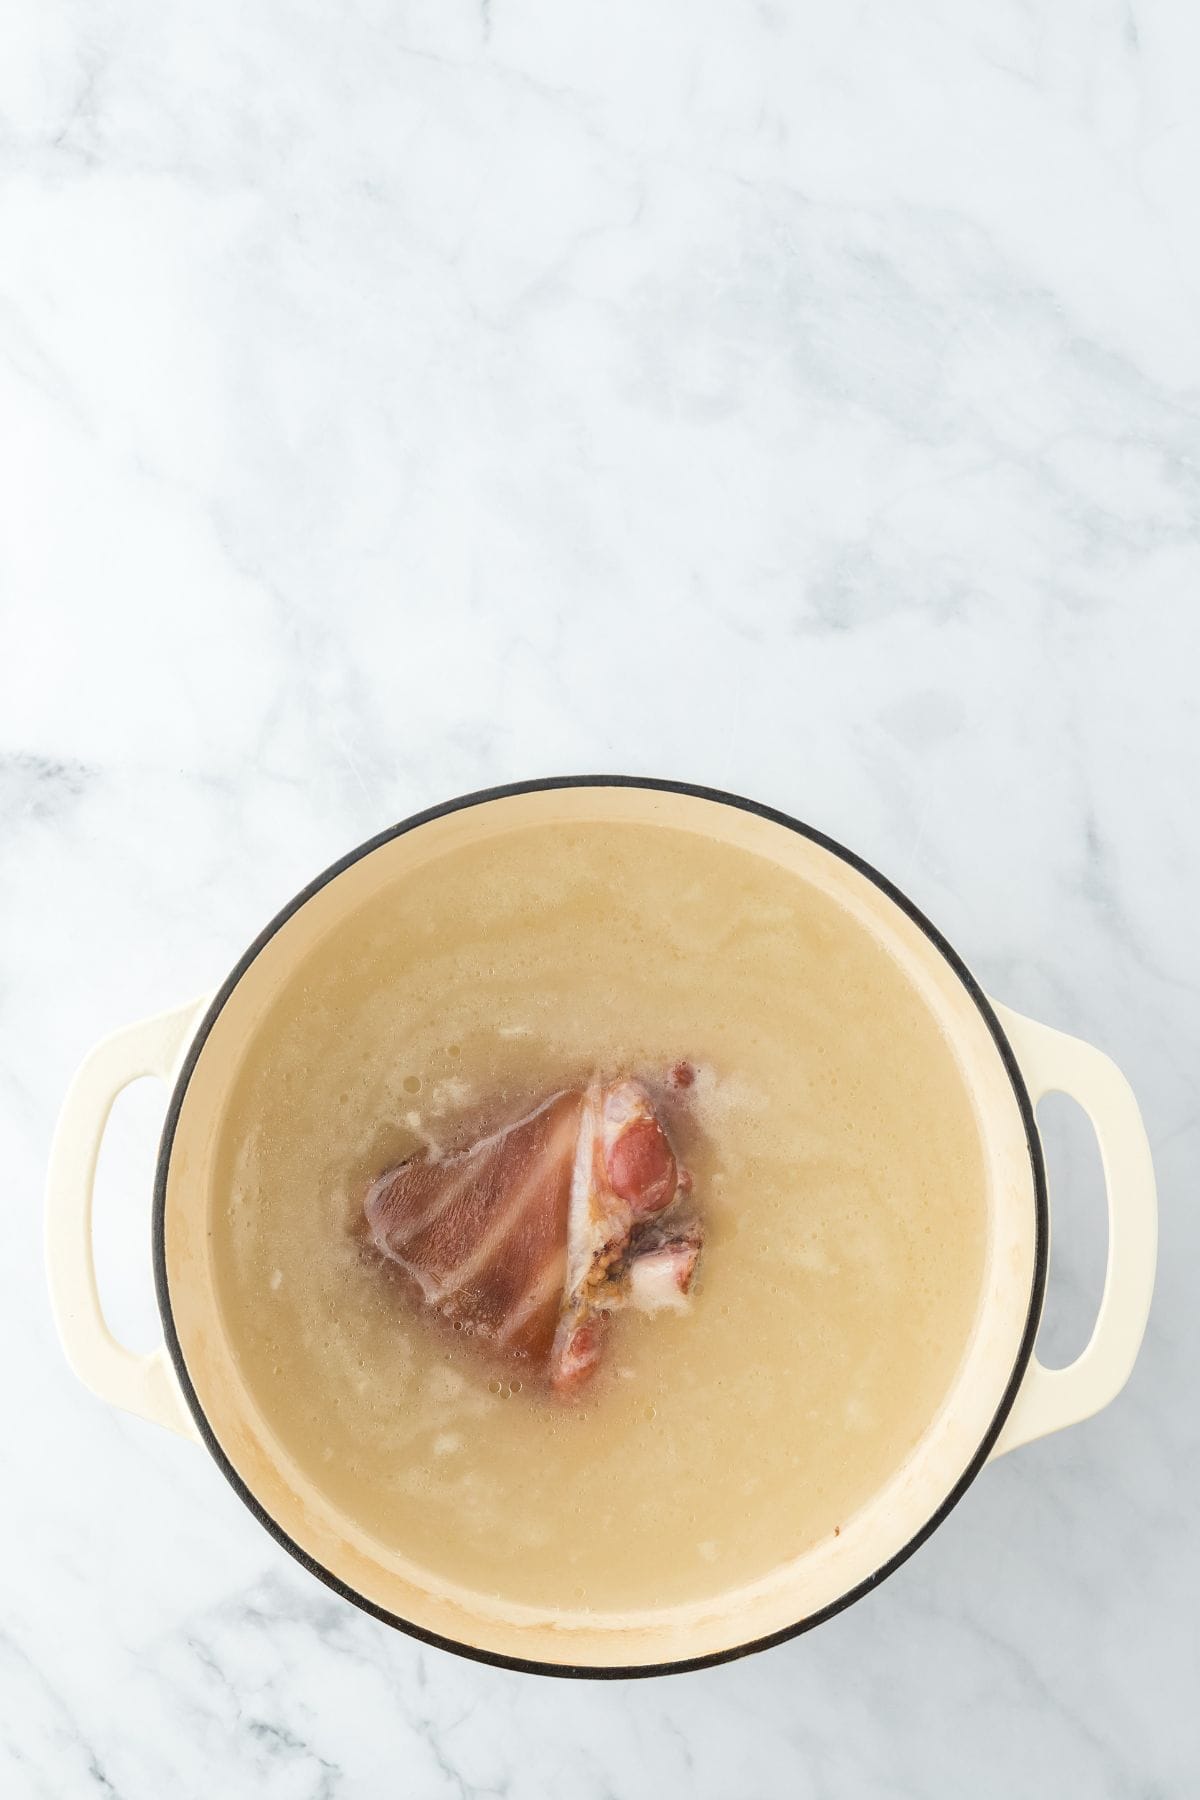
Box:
[3, 0, 1198, 1794]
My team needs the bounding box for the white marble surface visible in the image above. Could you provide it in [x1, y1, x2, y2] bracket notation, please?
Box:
[3, 0, 1198, 1792]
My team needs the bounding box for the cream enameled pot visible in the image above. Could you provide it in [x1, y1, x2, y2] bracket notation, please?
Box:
[46, 779, 1157, 1676]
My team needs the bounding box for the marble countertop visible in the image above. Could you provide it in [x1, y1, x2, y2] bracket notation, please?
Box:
[4, 1, 1198, 1793]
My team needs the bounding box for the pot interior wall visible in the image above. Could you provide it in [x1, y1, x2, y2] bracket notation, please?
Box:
[161, 784, 1038, 1669]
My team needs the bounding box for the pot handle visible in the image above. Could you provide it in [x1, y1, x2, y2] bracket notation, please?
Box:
[45, 998, 210, 1442]
[987, 1001, 1157, 1457]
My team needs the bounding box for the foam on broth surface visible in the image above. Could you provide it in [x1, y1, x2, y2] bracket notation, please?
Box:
[212, 821, 988, 1614]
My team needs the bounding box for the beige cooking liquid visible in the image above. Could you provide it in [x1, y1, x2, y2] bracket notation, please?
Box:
[213, 821, 988, 1615]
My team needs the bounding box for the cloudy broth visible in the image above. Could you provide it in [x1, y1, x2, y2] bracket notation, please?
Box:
[213, 821, 988, 1613]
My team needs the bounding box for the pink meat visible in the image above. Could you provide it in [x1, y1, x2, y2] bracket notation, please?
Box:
[364, 1077, 701, 1392]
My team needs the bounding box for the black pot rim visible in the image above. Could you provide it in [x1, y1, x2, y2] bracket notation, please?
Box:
[152, 774, 1049, 1681]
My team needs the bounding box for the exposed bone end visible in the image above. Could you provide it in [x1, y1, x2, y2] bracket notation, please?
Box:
[626, 1232, 702, 1314]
